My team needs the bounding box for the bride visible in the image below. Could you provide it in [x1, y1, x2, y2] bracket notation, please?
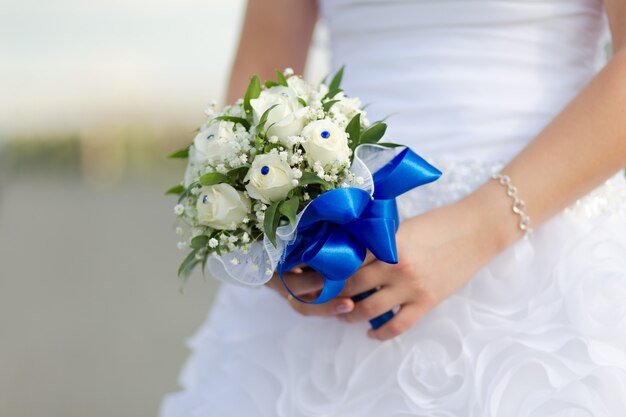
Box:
[161, 0, 626, 415]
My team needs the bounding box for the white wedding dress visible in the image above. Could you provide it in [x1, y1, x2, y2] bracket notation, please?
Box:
[161, 0, 626, 415]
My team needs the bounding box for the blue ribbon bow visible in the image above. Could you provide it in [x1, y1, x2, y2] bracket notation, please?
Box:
[278, 147, 442, 329]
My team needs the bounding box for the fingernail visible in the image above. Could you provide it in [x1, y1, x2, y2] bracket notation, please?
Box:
[336, 303, 352, 314]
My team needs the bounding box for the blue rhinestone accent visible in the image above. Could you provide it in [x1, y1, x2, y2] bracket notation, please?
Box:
[202, 195, 208, 204]
[320, 130, 330, 139]
[261, 165, 270, 175]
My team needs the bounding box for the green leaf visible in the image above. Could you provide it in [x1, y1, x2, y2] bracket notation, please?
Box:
[360, 122, 387, 144]
[199, 172, 229, 186]
[177, 181, 198, 204]
[376, 142, 404, 149]
[275, 70, 288, 87]
[165, 184, 185, 195]
[257, 104, 279, 131]
[297, 97, 307, 107]
[214, 116, 251, 130]
[265, 80, 279, 88]
[346, 113, 361, 150]
[190, 235, 209, 249]
[328, 65, 345, 93]
[299, 171, 331, 187]
[322, 99, 340, 113]
[243, 75, 262, 115]
[178, 249, 200, 277]
[167, 147, 189, 159]
[279, 196, 299, 227]
[226, 165, 250, 182]
[201, 251, 209, 274]
[324, 88, 343, 101]
[263, 202, 281, 248]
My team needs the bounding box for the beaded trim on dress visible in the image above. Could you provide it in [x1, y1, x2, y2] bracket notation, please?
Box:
[396, 158, 626, 221]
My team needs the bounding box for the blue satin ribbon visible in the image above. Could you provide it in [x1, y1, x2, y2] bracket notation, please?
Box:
[278, 147, 441, 329]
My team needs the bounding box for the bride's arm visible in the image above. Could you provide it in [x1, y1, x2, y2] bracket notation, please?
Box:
[225, 0, 318, 103]
[470, 5, 626, 251]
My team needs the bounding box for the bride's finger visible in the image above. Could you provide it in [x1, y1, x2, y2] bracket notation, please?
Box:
[288, 296, 355, 317]
[340, 287, 401, 323]
[341, 261, 388, 297]
[367, 303, 425, 341]
[266, 270, 325, 297]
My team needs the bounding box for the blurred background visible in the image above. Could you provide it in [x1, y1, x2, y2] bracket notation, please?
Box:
[0, 1, 328, 416]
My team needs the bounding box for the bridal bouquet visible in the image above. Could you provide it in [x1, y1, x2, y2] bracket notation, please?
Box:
[167, 67, 441, 328]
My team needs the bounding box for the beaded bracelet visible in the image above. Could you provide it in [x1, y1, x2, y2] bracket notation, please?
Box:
[491, 173, 533, 239]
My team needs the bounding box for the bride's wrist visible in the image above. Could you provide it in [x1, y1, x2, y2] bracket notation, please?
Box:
[459, 179, 525, 256]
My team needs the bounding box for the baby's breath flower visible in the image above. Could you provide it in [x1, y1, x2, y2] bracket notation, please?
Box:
[303, 192, 311, 201]
[195, 252, 204, 260]
[355, 176, 365, 185]
[283, 67, 294, 76]
[230, 257, 239, 265]
[204, 100, 217, 116]
[241, 232, 250, 243]
[239, 154, 248, 164]
[216, 164, 227, 174]
[177, 241, 187, 250]
[209, 238, 218, 248]
[292, 168, 303, 179]
[174, 204, 185, 215]
[242, 216, 250, 224]
[269, 136, 279, 144]
[291, 179, 299, 187]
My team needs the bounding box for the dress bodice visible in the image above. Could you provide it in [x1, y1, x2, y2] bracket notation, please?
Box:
[318, 0, 609, 161]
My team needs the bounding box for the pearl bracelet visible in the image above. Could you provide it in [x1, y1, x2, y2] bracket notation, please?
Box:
[491, 173, 533, 239]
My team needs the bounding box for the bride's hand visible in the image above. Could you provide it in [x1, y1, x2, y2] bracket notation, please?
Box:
[266, 184, 518, 340]
[265, 266, 355, 316]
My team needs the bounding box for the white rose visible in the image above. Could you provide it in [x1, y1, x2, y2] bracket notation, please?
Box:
[332, 96, 364, 127]
[196, 183, 251, 230]
[244, 153, 295, 203]
[287, 76, 312, 98]
[301, 119, 350, 166]
[192, 121, 237, 165]
[250, 86, 307, 145]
